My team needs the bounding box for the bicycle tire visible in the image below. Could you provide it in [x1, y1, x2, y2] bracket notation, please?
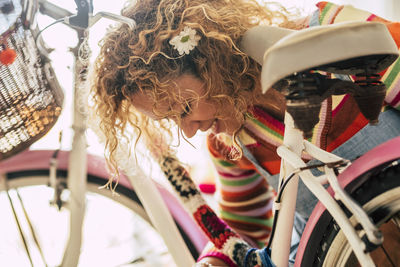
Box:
[1, 168, 199, 266]
[299, 161, 400, 267]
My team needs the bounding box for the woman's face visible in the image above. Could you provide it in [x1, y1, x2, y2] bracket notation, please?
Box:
[131, 74, 241, 138]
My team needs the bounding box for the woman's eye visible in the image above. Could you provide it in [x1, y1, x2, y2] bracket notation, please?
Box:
[180, 103, 191, 118]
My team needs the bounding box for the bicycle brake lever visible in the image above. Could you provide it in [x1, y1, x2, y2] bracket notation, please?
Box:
[64, 0, 91, 29]
[63, 1, 136, 31]
[88, 11, 136, 30]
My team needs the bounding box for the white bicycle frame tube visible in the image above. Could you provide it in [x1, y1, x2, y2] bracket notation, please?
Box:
[62, 48, 88, 267]
[271, 112, 376, 267]
[125, 169, 195, 267]
[270, 112, 303, 267]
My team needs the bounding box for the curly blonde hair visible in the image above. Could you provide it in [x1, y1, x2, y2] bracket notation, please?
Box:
[91, 0, 294, 175]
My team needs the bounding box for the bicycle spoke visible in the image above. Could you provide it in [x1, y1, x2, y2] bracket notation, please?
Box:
[16, 189, 48, 267]
[380, 245, 396, 267]
[5, 189, 34, 267]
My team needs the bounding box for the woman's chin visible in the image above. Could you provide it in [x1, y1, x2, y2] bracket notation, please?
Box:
[210, 119, 236, 136]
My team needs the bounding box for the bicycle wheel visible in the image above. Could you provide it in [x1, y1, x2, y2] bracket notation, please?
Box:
[0, 169, 198, 267]
[300, 161, 400, 267]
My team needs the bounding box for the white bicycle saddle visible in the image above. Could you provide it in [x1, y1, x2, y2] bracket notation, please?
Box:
[241, 21, 399, 93]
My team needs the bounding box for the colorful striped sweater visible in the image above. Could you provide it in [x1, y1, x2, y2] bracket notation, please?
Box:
[205, 1, 400, 250]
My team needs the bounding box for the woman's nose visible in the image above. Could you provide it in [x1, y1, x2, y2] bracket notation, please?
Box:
[181, 120, 200, 138]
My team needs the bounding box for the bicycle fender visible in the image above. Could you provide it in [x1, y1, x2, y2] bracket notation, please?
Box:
[295, 135, 400, 266]
[0, 149, 208, 254]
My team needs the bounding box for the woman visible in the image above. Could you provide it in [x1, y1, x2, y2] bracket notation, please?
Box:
[91, 0, 400, 265]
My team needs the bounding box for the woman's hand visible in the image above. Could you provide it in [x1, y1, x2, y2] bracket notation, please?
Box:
[194, 256, 230, 266]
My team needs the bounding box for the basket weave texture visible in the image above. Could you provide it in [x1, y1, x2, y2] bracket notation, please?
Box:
[0, 20, 64, 160]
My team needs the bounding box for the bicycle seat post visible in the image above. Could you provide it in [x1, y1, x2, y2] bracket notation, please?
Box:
[272, 112, 305, 266]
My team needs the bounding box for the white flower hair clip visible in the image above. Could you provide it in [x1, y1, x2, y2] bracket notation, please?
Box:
[169, 26, 201, 55]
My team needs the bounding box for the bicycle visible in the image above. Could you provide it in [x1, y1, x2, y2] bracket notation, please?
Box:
[239, 20, 400, 266]
[1, 1, 400, 267]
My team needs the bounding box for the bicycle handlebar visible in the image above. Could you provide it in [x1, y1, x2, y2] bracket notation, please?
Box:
[38, 0, 135, 31]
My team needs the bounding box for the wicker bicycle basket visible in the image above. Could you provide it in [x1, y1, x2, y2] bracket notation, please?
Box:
[0, 0, 64, 161]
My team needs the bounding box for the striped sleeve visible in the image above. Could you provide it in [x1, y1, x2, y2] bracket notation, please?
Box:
[316, 1, 400, 110]
[207, 133, 275, 248]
